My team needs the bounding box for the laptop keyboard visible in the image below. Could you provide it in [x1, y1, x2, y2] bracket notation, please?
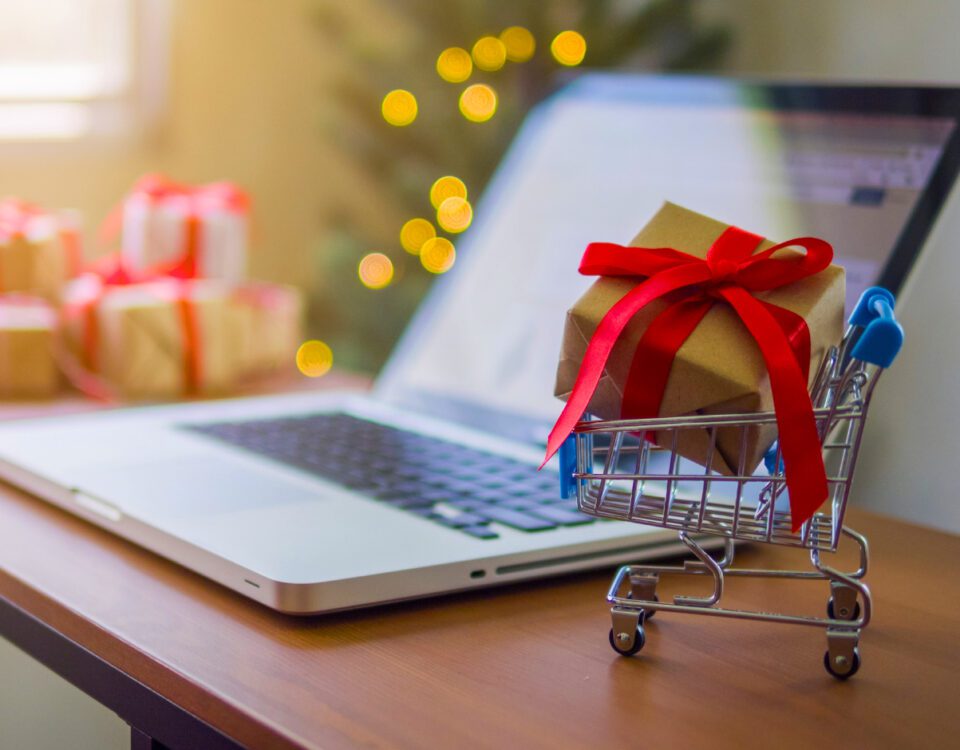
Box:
[184, 412, 595, 540]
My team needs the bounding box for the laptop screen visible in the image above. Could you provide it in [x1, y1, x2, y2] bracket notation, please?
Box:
[378, 75, 960, 445]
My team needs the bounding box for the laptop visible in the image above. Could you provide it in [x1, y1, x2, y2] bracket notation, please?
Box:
[2, 75, 959, 614]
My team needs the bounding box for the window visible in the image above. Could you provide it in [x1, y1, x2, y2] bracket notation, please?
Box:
[0, 0, 167, 141]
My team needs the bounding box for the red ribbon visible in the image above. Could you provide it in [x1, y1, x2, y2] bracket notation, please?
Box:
[543, 226, 834, 531]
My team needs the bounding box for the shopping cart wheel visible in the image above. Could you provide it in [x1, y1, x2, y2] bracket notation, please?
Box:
[609, 626, 645, 657]
[826, 598, 861, 621]
[823, 647, 861, 680]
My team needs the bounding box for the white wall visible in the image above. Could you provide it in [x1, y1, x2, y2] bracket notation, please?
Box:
[716, 0, 960, 533]
[721, 0, 960, 83]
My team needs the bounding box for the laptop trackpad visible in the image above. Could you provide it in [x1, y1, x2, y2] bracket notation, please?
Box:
[70, 456, 331, 522]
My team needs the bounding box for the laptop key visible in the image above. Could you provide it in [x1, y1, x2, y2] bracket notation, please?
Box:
[438, 512, 488, 527]
[477, 506, 557, 532]
[460, 525, 499, 540]
[528, 506, 595, 526]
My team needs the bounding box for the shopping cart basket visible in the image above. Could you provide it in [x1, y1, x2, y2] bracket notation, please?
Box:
[557, 287, 904, 679]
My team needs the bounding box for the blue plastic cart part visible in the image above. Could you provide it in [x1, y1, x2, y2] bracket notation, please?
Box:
[763, 443, 784, 475]
[558, 435, 577, 499]
[849, 286, 904, 368]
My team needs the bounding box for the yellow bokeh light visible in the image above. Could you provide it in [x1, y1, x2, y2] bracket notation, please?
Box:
[436, 47, 473, 83]
[458, 83, 497, 123]
[399, 218, 436, 255]
[550, 30, 586, 66]
[420, 237, 456, 274]
[358, 252, 395, 289]
[381, 89, 418, 126]
[471, 35, 507, 72]
[500, 26, 536, 62]
[436, 197, 473, 234]
[429, 175, 468, 210]
[296, 340, 333, 378]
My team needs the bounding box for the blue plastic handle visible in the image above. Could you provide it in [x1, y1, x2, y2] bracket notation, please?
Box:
[849, 286, 904, 368]
[763, 443, 783, 475]
[558, 435, 577, 499]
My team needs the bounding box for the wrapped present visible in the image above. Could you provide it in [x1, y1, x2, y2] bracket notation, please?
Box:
[62, 271, 244, 399]
[117, 174, 250, 281]
[230, 282, 304, 376]
[546, 202, 845, 529]
[0, 295, 60, 398]
[0, 198, 83, 300]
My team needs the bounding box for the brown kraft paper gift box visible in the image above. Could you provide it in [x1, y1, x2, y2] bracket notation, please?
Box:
[0, 232, 75, 302]
[62, 278, 242, 399]
[0, 298, 60, 398]
[554, 202, 845, 475]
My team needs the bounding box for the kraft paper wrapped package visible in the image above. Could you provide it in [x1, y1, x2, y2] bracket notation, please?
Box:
[0, 199, 82, 301]
[230, 283, 304, 376]
[553, 202, 846, 476]
[0, 296, 60, 398]
[119, 175, 250, 281]
[62, 276, 243, 399]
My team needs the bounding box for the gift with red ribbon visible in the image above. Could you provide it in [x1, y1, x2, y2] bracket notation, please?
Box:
[0, 293, 60, 398]
[60, 261, 244, 399]
[0, 198, 83, 301]
[109, 174, 251, 281]
[545, 203, 845, 530]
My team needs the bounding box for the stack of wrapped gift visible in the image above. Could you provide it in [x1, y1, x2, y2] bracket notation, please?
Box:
[52, 173, 303, 400]
[0, 176, 304, 401]
[0, 198, 82, 398]
[546, 202, 846, 528]
[61, 270, 303, 400]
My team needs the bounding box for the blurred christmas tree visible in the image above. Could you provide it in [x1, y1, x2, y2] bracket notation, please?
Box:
[309, 0, 730, 374]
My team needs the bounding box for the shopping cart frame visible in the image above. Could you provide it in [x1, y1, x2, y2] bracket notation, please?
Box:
[558, 287, 903, 679]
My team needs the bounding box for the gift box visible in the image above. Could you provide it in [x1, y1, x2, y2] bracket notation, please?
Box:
[0, 295, 60, 398]
[552, 202, 845, 478]
[0, 199, 82, 301]
[119, 174, 250, 281]
[230, 282, 304, 376]
[62, 274, 244, 399]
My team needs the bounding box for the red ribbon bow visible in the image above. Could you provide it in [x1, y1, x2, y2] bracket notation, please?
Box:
[543, 226, 834, 531]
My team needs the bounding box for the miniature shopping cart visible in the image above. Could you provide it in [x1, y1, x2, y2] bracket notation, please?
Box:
[557, 287, 904, 680]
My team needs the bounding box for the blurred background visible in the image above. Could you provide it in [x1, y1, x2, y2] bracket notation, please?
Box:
[5, 0, 956, 378]
[2, 0, 959, 747]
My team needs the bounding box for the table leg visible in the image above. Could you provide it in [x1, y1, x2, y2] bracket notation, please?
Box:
[131, 726, 170, 750]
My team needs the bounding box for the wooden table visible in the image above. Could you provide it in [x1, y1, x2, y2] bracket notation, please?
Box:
[1, 394, 959, 749]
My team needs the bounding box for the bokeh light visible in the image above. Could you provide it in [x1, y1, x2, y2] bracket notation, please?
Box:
[500, 26, 536, 62]
[358, 252, 395, 289]
[471, 35, 507, 72]
[550, 31, 586, 66]
[400, 218, 436, 255]
[436, 197, 473, 234]
[436, 47, 473, 83]
[420, 237, 457, 274]
[381, 89, 418, 126]
[429, 175, 468, 210]
[296, 340, 333, 378]
[458, 84, 498, 123]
